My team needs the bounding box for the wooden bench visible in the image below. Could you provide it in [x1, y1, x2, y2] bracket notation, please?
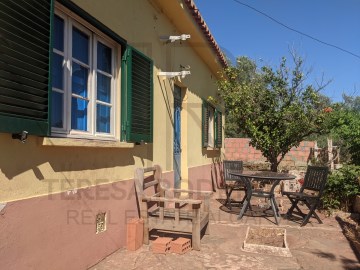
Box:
[134, 165, 212, 250]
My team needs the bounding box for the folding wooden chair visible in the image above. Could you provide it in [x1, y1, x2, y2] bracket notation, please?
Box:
[283, 166, 329, 226]
[223, 160, 245, 210]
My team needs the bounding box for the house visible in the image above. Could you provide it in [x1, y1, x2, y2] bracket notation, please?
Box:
[0, 0, 226, 269]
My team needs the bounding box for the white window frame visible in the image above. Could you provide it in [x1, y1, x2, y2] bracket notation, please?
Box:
[51, 7, 117, 140]
[93, 35, 116, 137]
[51, 11, 68, 133]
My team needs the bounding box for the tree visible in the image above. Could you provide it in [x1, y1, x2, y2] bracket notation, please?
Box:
[327, 102, 360, 165]
[217, 55, 330, 171]
[342, 94, 360, 112]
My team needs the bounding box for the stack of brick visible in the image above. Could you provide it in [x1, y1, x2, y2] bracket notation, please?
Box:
[151, 237, 172, 254]
[170, 237, 191, 254]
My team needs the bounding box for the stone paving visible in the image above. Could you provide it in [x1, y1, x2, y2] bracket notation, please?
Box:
[89, 190, 360, 270]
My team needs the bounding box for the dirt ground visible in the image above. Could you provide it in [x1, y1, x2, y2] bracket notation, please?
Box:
[246, 227, 285, 248]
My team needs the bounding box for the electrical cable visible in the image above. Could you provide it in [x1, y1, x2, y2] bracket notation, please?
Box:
[231, 0, 360, 60]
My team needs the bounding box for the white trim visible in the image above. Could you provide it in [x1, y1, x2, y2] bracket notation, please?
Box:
[96, 100, 112, 106]
[51, 12, 67, 131]
[55, 2, 117, 48]
[40, 137, 135, 148]
[71, 93, 89, 101]
[93, 35, 116, 137]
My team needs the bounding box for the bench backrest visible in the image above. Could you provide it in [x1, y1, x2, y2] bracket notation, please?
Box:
[134, 165, 163, 200]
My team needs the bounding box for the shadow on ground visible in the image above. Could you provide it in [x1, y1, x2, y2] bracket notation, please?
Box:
[335, 215, 360, 264]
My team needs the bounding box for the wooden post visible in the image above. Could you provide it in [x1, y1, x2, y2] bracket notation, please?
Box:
[192, 205, 201, 251]
[314, 141, 318, 161]
[141, 201, 149, 245]
[328, 138, 334, 170]
[204, 194, 210, 235]
[175, 202, 180, 225]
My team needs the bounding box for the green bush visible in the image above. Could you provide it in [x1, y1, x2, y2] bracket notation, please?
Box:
[321, 165, 360, 211]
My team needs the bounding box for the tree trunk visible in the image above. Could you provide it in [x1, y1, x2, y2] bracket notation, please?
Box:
[270, 162, 278, 172]
[269, 156, 278, 172]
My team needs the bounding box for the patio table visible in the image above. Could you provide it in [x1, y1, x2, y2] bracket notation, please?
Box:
[229, 171, 295, 224]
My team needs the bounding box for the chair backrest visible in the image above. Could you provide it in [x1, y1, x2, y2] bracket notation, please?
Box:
[300, 166, 329, 195]
[134, 165, 163, 200]
[223, 160, 243, 181]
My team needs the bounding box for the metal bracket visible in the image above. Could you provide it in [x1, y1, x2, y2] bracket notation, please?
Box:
[157, 71, 191, 80]
[159, 34, 191, 43]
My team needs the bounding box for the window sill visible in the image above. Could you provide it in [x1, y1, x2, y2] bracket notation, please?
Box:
[206, 147, 221, 151]
[39, 137, 135, 149]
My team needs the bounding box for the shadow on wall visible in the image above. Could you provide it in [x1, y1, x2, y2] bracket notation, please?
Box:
[211, 156, 223, 191]
[0, 134, 153, 180]
[158, 77, 174, 127]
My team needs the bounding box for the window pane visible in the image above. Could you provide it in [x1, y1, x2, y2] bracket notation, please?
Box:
[97, 42, 111, 73]
[97, 73, 111, 103]
[71, 97, 88, 131]
[96, 104, 111, 133]
[72, 27, 89, 64]
[51, 92, 63, 128]
[208, 107, 214, 147]
[52, 53, 63, 89]
[72, 62, 88, 98]
[54, 15, 64, 51]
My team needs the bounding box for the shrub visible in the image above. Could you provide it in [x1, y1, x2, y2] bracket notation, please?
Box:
[321, 165, 360, 211]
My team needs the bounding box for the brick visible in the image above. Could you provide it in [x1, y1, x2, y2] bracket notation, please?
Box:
[152, 237, 173, 254]
[171, 237, 192, 254]
[127, 218, 144, 251]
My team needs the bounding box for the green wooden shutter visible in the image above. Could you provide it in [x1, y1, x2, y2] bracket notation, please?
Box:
[215, 110, 223, 148]
[0, 0, 53, 136]
[202, 101, 209, 148]
[121, 46, 153, 143]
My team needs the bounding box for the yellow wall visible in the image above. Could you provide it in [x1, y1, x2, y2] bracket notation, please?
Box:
[0, 0, 224, 202]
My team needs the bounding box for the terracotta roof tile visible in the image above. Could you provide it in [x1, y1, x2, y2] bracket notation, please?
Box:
[184, 0, 228, 68]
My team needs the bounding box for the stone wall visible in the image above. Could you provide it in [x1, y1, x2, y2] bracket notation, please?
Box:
[225, 138, 315, 169]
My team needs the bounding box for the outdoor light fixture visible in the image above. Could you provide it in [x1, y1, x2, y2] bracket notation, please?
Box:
[159, 34, 191, 43]
[157, 70, 191, 80]
[12, 130, 28, 143]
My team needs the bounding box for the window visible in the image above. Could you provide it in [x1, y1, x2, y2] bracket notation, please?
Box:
[0, 1, 153, 142]
[51, 11, 116, 139]
[202, 101, 222, 148]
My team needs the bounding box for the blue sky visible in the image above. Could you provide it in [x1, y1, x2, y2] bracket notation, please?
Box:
[195, 0, 360, 102]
